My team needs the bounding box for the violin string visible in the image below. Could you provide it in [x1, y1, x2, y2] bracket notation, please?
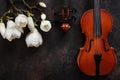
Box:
[95, 0, 101, 53]
[94, 0, 98, 53]
[97, 0, 99, 53]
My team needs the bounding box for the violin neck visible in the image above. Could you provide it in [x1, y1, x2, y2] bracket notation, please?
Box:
[94, 0, 102, 37]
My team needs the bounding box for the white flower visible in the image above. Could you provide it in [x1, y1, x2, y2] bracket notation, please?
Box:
[40, 20, 52, 32]
[26, 17, 43, 47]
[39, 2, 47, 8]
[0, 22, 6, 39]
[5, 20, 22, 41]
[25, 29, 43, 47]
[27, 16, 35, 32]
[15, 14, 28, 28]
[40, 13, 52, 32]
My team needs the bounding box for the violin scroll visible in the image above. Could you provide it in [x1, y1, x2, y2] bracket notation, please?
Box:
[54, 8, 76, 32]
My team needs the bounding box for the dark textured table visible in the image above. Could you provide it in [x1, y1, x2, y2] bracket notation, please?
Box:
[0, 0, 120, 80]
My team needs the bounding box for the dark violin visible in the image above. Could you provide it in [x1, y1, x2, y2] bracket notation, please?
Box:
[60, 0, 71, 32]
[54, 0, 76, 32]
[77, 0, 117, 76]
[61, 7, 71, 32]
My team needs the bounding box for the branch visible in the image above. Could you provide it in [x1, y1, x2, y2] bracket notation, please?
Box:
[9, 0, 22, 14]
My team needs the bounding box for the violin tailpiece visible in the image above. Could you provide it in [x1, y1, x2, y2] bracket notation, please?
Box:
[94, 53, 102, 76]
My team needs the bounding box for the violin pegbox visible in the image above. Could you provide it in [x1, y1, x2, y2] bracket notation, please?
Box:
[54, 8, 77, 32]
[61, 8, 71, 32]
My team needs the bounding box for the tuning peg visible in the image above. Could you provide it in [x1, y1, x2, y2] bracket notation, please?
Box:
[54, 7, 77, 32]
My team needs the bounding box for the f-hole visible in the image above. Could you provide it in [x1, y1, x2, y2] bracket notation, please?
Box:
[86, 39, 94, 52]
[102, 39, 109, 52]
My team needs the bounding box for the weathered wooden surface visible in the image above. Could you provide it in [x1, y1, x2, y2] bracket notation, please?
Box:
[0, 0, 120, 80]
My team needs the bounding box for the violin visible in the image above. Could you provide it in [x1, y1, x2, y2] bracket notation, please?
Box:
[60, 0, 71, 32]
[77, 0, 117, 76]
[61, 7, 71, 32]
[54, 0, 76, 32]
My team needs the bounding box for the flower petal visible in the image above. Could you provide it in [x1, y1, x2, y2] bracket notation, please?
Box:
[25, 29, 43, 47]
[0, 22, 6, 39]
[27, 17, 35, 32]
[5, 20, 22, 41]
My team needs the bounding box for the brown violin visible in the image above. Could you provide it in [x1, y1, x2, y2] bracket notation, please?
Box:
[77, 0, 117, 76]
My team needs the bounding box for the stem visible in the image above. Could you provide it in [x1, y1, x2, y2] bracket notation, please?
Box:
[22, 0, 31, 8]
[22, 0, 42, 12]
[9, 0, 22, 14]
[1, 0, 43, 24]
[21, 0, 42, 23]
[20, 9, 30, 15]
[20, 9, 40, 23]
[22, 0, 32, 12]
[1, 10, 11, 21]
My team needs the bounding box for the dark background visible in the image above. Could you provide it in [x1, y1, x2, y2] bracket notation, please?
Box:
[0, 0, 120, 80]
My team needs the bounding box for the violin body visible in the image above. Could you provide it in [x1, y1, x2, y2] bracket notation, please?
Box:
[77, 9, 117, 76]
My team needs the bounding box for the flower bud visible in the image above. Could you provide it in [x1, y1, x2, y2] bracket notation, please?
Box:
[27, 16, 35, 32]
[41, 13, 46, 20]
[39, 2, 47, 8]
